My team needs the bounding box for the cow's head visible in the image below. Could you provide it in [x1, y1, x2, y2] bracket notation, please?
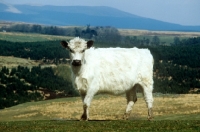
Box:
[61, 37, 93, 67]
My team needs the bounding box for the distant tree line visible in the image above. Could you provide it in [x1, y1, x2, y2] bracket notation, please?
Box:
[174, 36, 200, 45]
[1, 24, 65, 35]
[3, 23, 199, 46]
[0, 24, 121, 43]
[121, 36, 160, 46]
[0, 66, 77, 109]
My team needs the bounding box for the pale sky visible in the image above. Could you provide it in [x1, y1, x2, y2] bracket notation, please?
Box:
[2, 0, 200, 26]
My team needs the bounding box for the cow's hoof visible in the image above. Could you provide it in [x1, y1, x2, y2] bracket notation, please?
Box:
[80, 114, 88, 121]
[147, 116, 154, 121]
[123, 113, 130, 120]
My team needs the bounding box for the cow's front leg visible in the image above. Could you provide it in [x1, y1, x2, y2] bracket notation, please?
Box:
[81, 104, 88, 120]
[80, 93, 94, 121]
[80, 94, 87, 120]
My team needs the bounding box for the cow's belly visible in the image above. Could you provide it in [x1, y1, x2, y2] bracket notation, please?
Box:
[97, 88, 127, 95]
[97, 76, 137, 95]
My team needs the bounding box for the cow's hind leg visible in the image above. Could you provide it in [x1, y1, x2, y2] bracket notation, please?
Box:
[141, 84, 154, 120]
[123, 85, 137, 120]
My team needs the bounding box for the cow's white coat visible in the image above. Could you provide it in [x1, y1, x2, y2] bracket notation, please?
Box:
[61, 37, 154, 120]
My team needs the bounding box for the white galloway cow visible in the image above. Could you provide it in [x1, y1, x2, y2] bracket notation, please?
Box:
[61, 37, 154, 121]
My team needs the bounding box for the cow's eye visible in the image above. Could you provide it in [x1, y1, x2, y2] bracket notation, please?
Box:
[81, 50, 85, 53]
[69, 49, 74, 53]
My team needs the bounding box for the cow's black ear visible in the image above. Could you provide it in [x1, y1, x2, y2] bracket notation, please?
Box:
[87, 40, 93, 49]
[60, 41, 69, 49]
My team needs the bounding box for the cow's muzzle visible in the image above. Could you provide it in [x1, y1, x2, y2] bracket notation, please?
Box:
[72, 60, 81, 66]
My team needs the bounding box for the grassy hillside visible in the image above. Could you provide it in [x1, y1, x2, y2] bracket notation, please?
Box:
[0, 94, 200, 131]
[0, 56, 39, 69]
[0, 31, 200, 109]
[0, 55, 76, 109]
[0, 94, 199, 131]
[1, 28, 200, 44]
[119, 29, 200, 37]
[0, 32, 72, 42]
[119, 29, 200, 45]
[0, 94, 199, 121]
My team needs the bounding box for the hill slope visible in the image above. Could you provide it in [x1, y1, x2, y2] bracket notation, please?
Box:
[0, 94, 199, 121]
[0, 3, 200, 31]
[0, 56, 39, 69]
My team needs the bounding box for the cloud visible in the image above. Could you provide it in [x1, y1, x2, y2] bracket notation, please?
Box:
[5, 5, 21, 13]
[0, 0, 21, 13]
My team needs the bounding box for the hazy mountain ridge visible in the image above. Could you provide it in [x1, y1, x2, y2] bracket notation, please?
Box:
[0, 3, 200, 31]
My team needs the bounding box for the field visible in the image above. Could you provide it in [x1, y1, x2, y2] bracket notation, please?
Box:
[0, 30, 200, 131]
[0, 94, 200, 121]
[119, 29, 200, 45]
[0, 56, 39, 69]
[1, 28, 200, 44]
[0, 94, 200, 131]
[0, 32, 72, 42]
[118, 29, 200, 37]
[0, 120, 199, 132]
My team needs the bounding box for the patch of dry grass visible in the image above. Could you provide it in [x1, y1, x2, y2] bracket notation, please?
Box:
[0, 94, 199, 121]
[0, 56, 39, 69]
[118, 29, 200, 37]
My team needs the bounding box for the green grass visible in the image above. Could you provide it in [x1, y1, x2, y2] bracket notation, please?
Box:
[0, 32, 72, 42]
[0, 120, 199, 132]
[155, 113, 200, 120]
